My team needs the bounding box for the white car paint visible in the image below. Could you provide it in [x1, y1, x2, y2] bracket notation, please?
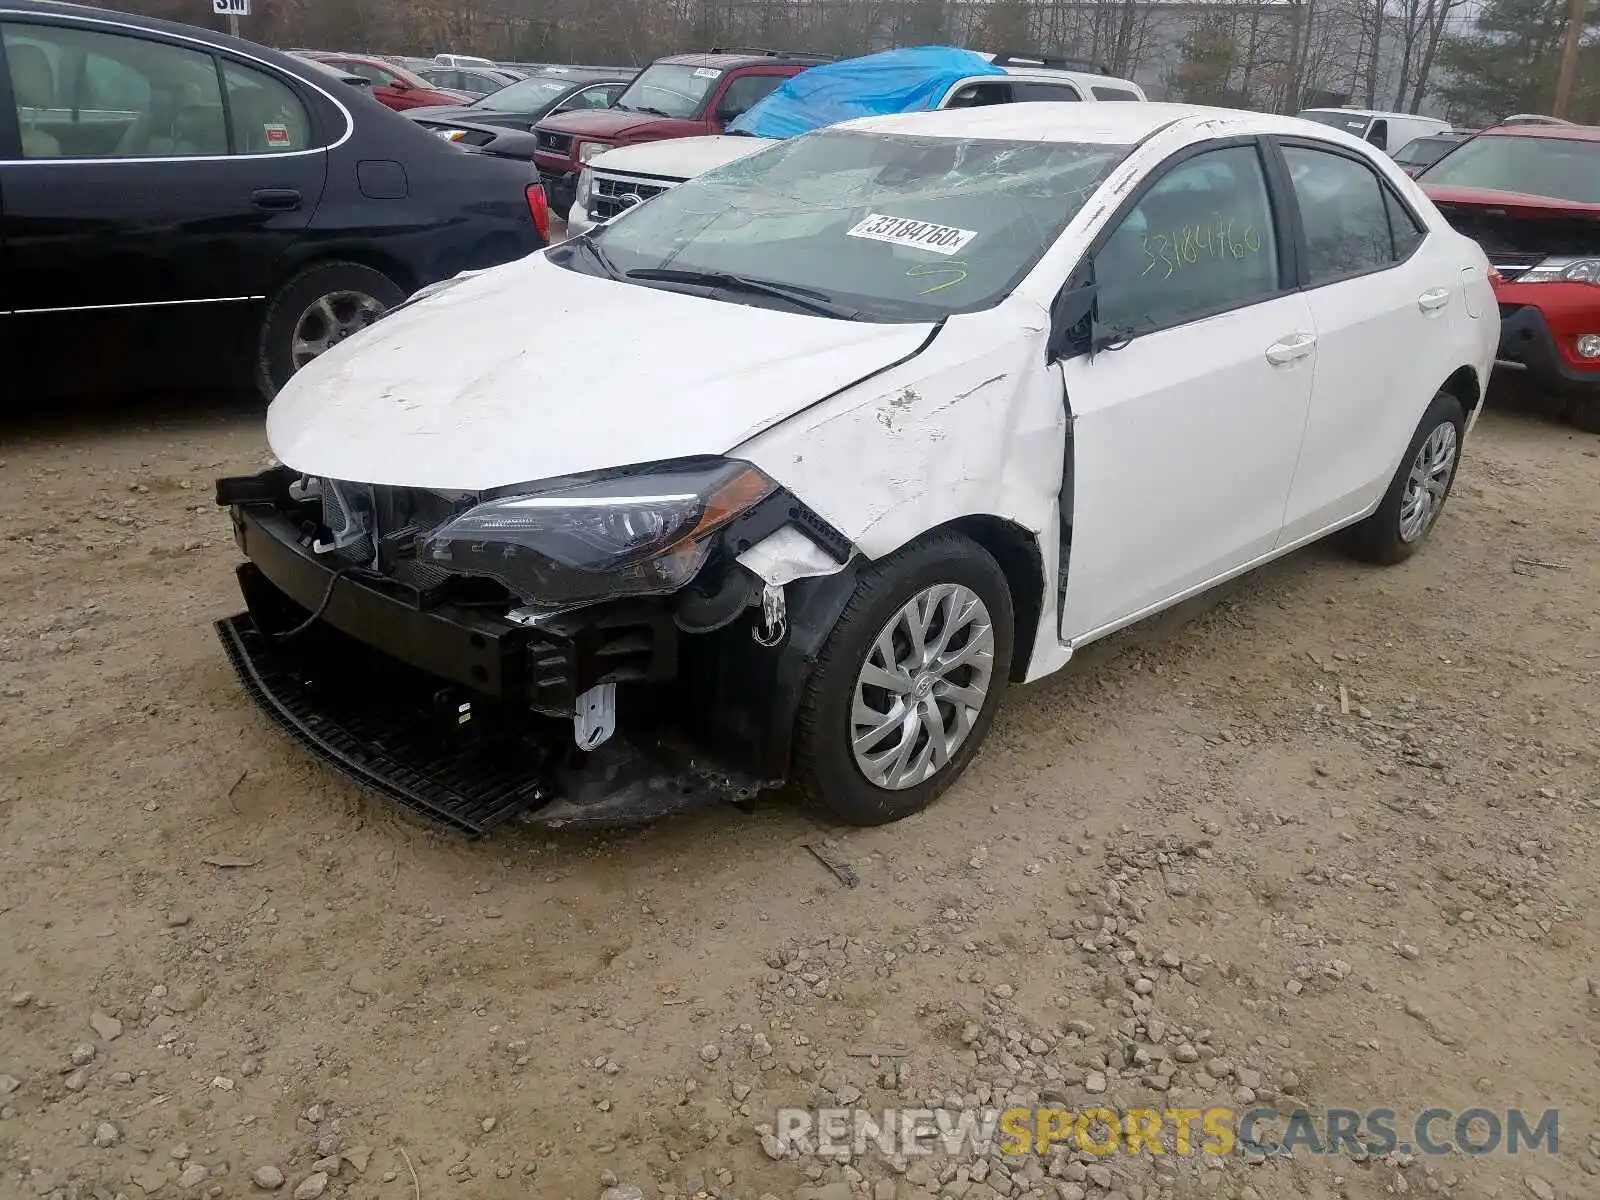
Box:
[268, 102, 1498, 689]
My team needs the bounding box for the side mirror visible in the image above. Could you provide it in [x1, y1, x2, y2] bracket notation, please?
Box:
[1047, 279, 1098, 362]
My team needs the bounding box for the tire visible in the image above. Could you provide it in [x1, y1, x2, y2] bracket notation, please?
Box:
[1565, 395, 1600, 434]
[793, 531, 1015, 827]
[256, 261, 407, 401]
[1341, 390, 1466, 565]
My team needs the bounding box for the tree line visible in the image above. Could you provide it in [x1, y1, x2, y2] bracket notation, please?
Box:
[124, 0, 1598, 123]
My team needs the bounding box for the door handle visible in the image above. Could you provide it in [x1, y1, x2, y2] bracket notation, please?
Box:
[1418, 287, 1451, 313]
[1265, 332, 1316, 366]
[251, 188, 303, 212]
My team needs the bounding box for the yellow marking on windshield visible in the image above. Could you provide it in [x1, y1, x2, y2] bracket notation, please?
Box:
[906, 260, 970, 294]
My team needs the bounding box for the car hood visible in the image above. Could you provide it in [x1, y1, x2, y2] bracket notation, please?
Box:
[266, 255, 936, 492]
[1423, 185, 1600, 257]
[536, 108, 703, 140]
[591, 134, 774, 180]
[406, 103, 480, 120]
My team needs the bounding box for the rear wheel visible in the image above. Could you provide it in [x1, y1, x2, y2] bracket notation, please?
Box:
[1341, 390, 1465, 565]
[793, 532, 1014, 826]
[256, 262, 406, 401]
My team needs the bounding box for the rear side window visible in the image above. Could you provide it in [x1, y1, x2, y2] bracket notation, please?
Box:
[222, 60, 313, 154]
[1283, 144, 1415, 282]
[4, 22, 227, 158]
[1092, 86, 1139, 101]
[1013, 81, 1082, 102]
[1385, 188, 1425, 258]
[945, 80, 1013, 107]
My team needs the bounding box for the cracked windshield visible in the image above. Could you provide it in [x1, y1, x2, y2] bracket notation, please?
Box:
[571, 129, 1130, 319]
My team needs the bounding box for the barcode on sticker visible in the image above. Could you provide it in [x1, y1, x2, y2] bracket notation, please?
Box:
[845, 213, 977, 256]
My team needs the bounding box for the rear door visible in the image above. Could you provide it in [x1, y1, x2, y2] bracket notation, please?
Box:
[0, 15, 329, 390]
[1272, 138, 1460, 543]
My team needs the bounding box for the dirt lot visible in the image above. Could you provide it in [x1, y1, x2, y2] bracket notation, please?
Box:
[1, 395, 1597, 1200]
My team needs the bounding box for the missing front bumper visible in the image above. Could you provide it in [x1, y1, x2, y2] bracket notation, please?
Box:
[216, 612, 767, 837]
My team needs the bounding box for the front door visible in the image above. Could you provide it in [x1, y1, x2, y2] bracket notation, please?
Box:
[1058, 141, 1318, 644]
[0, 18, 327, 390]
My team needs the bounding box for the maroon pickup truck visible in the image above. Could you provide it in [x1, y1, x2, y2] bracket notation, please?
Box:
[531, 48, 832, 213]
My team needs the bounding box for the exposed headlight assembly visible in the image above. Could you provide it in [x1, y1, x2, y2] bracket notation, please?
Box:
[418, 457, 777, 609]
[1519, 256, 1600, 284]
[574, 166, 593, 211]
[577, 140, 613, 164]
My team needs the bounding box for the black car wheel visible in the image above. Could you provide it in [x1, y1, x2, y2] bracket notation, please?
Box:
[257, 262, 406, 400]
[1341, 390, 1465, 565]
[793, 531, 1014, 827]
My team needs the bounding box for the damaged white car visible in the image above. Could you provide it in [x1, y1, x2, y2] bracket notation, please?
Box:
[215, 103, 1497, 836]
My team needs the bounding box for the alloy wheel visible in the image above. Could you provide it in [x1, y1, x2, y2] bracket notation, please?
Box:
[290, 290, 388, 369]
[1398, 420, 1458, 543]
[850, 583, 995, 790]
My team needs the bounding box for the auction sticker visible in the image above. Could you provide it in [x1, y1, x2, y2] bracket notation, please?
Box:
[846, 213, 976, 256]
[693, 67, 720, 78]
[263, 123, 292, 147]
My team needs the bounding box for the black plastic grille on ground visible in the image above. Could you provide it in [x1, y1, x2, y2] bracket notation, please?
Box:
[215, 614, 544, 837]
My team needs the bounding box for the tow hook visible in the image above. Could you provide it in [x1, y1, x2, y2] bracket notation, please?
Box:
[574, 682, 616, 750]
[752, 582, 787, 647]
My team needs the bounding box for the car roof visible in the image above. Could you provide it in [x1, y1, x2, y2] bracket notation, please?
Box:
[834, 102, 1323, 145]
[1300, 107, 1450, 126]
[654, 51, 826, 69]
[993, 66, 1142, 91]
[1480, 122, 1600, 142]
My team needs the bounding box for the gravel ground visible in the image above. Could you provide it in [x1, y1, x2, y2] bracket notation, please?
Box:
[1, 393, 1597, 1200]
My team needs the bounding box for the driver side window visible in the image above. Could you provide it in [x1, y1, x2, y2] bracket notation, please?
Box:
[716, 73, 783, 120]
[1095, 144, 1281, 336]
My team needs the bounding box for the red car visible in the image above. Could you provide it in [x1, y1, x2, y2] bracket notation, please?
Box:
[299, 52, 473, 112]
[1420, 123, 1600, 430]
[531, 49, 831, 213]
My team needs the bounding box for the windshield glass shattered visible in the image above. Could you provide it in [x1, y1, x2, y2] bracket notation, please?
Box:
[563, 128, 1130, 321]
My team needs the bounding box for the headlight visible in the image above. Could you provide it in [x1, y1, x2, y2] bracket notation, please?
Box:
[577, 141, 613, 164]
[419, 458, 777, 609]
[574, 166, 593, 209]
[433, 127, 467, 142]
[1519, 257, 1600, 284]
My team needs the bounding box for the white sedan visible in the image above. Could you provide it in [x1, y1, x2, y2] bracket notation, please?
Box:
[232, 103, 1497, 832]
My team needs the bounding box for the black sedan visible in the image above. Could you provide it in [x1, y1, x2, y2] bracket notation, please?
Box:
[0, 1, 551, 400]
[405, 67, 630, 137]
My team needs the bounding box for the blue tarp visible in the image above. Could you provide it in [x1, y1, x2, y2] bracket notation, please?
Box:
[727, 46, 1007, 140]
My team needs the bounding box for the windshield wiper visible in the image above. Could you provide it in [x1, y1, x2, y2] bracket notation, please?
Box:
[624, 268, 856, 318]
[569, 232, 622, 280]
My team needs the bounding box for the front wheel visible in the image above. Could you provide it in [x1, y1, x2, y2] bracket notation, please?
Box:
[793, 532, 1014, 826]
[256, 262, 406, 401]
[1341, 390, 1465, 565]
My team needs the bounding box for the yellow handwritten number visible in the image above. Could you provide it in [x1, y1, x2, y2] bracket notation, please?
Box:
[906, 261, 969, 295]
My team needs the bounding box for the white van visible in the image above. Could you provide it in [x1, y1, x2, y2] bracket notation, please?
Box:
[433, 52, 495, 70]
[567, 52, 1147, 234]
[1294, 107, 1451, 156]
